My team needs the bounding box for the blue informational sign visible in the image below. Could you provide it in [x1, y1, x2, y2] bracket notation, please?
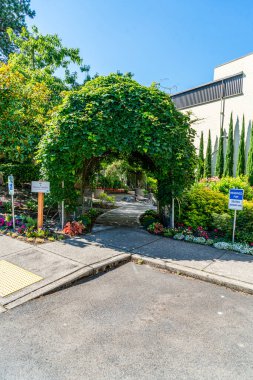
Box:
[8, 175, 14, 196]
[229, 189, 244, 210]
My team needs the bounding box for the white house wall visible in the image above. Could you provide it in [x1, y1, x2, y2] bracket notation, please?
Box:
[180, 53, 253, 176]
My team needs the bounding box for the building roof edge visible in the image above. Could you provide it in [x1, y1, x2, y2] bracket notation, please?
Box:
[215, 52, 253, 69]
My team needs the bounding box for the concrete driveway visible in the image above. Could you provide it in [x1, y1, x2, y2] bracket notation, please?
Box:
[1, 263, 253, 380]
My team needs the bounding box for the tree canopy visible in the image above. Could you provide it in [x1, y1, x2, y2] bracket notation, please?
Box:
[7, 26, 89, 87]
[0, 0, 35, 61]
[37, 74, 197, 208]
[0, 62, 50, 163]
[0, 26, 91, 164]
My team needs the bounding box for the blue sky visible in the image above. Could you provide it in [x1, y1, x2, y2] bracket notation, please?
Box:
[28, 0, 253, 93]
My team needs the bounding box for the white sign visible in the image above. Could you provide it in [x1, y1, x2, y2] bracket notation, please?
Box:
[8, 175, 14, 196]
[31, 181, 50, 193]
[228, 189, 244, 211]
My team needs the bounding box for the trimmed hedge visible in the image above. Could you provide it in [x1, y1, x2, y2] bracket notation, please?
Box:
[0, 163, 40, 185]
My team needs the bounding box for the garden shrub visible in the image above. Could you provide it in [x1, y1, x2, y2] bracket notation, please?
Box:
[179, 185, 228, 229]
[140, 215, 158, 228]
[235, 200, 253, 243]
[0, 163, 40, 185]
[79, 214, 91, 227]
[212, 213, 232, 235]
[139, 209, 160, 228]
[99, 192, 115, 205]
[206, 176, 253, 201]
[87, 208, 103, 221]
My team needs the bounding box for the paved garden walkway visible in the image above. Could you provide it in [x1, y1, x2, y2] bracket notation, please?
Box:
[96, 202, 155, 226]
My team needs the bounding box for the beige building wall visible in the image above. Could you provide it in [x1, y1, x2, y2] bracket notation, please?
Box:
[179, 53, 253, 175]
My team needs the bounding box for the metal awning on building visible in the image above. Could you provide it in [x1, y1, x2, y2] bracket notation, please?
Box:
[171, 72, 244, 110]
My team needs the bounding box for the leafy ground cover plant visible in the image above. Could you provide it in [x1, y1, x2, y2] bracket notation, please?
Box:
[0, 213, 64, 243]
[140, 203, 253, 256]
[63, 221, 85, 236]
[147, 222, 164, 235]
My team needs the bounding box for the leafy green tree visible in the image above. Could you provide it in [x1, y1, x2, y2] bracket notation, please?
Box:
[197, 131, 204, 180]
[7, 26, 89, 86]
[215, 126, 224, 178]
[236, 115, 246, 176]
[204, 130, 212, 178]
[0, 26, 91, 164]
[0, 62, 50, 163]
[247, 125, 253, 185]
[0, 0, 35, 61]
[224, 113, 234, 177]
[37, 74, 197, 209]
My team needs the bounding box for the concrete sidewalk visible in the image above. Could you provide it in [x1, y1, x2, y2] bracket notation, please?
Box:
[83, 226, 253, 294]
[0, 231, 131, 312]
[1, 225, 253, 313]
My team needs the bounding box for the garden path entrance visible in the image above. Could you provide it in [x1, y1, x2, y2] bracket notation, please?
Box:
[95, 203, 156, 227]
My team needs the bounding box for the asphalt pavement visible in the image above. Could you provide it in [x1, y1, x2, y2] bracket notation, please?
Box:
[1, 262, 253, 380]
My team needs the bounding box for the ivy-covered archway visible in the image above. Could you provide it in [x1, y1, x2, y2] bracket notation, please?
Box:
[37, 74, 196, 211]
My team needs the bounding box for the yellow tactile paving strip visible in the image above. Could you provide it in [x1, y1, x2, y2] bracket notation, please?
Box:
[0, 260, 43, 297]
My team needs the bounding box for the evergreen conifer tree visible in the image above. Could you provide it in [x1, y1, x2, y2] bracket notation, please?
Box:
[224, 113, 234, 177]
[197, 131, 204, 180]
[247, 124, 253, 185]
[236, 115, 245, 176]
[204, 130, 212, 178]
[215, 126, 224, 178]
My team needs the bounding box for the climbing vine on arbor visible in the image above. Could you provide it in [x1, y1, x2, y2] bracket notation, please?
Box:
[37, 74, 197, 209]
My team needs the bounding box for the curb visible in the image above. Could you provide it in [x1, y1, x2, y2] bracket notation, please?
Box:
[2, 253, 131, 311]
[131, 254, 253, 295]
[2, 250, 253, 312]
[0, 305, 7, 314]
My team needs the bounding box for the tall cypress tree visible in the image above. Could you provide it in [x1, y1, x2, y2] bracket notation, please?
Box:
[247, 125, 253, 185]
[236, 115, 245, 176]
[197, 131, 204, 180]
[204, 130, 212, 178]
[215, 126, 224, 178]
[224, 113, 234, 177]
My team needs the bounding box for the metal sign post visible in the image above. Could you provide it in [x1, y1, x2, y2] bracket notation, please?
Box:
[61, 181, 64, 230]
[232, 210, 237, 244]
[228, 189, 244, 244]
[8, 175, 15, 229]
[171, 197, 175, 228]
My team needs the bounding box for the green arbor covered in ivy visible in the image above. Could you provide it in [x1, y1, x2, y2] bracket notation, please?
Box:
[38, 74, 197, 209]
